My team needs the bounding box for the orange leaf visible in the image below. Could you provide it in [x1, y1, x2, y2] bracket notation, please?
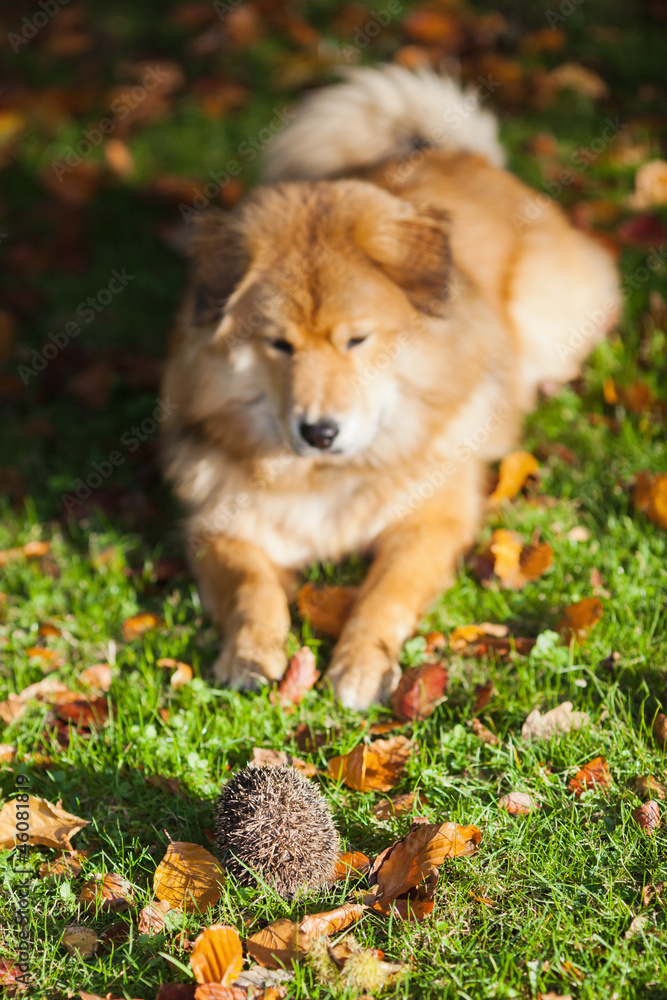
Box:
[299, 902, 366, 938]
[470, 718, 500, 746]
[79, 872, 134, 911]
[653, 712, 667, 749]
[246, 918, 308, 969]
[568, 756, 612, 798]
[0, 676, 69, 724]
[273, 647, 319, 706]
[488, 451, 539, 505]
[157, 658, 194, 688]
[373, 792, 416, 820]
[0, 795, 88, 849]
[327, 735, 412, 793]
[519, 541, 554, 581]
[249, 747, 317, 778]
[391, 662, 448, 721]
[333, 850, 371, 879]
[138, 900, 171, 935]
[53, 692, 109, 729]
[634, 471, 667, 530]
[154, 842, 224, 912]
[122, 612, 162, 640]
[39, 850, 86, 880]
[190, 925, 243, 986]
[371, 822, 481, 901]
[632, 800, 661, 835]
[297, 582, 356, 638]
[194, 987, 246, 1000]
[78, 663, 112, 692]
[497, 792, 538, 815]
[558, 597, 603, 643]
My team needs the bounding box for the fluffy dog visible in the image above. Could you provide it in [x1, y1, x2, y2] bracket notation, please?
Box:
[162, 65, 620, 710]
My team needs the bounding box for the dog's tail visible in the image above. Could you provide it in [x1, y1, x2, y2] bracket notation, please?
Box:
[263, 63, 504, 182]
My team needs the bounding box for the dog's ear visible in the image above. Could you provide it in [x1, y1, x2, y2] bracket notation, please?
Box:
[358, 205, 451, 316]
[188, 209, 250, 326]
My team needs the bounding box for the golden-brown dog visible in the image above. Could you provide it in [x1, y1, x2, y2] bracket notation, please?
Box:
[162, 65, 620, 710]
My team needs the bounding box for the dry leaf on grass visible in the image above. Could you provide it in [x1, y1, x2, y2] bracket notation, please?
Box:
[333, 850, 371, 879]
[52, 692, 109, 729]
[0, 744, 16, 762]
[249, 747, 317, 778]
[138, 900, 171, 934]
[78, 664, 112, 692]
[498, 792, 538, 815]
[473, 530, 553, 590]
[296, 582, 356, 638]
[0, 795, 88, 849]
[369, 821, 481, 901]
[190, 925, 243, 986]
[62, 924, 99, 957]
[0, 539, 50, 567]
[631, 776, 667, 801]
[521, 701, 590, 741]
[373, 792, 416, 820]
[488, 451, 539, 505]
[391, 662, 448, 721]
[121, 612, 162, 640]
[154, 841, 224, 912]
[558, 597, 603, 643]
[79, 872, 134, 911]
[632, 800, 661, 835]
[629, 159, 667, 209]
[327, 735, 412, 793]
[653, 712, 667, 749]
[157, 658, 193, 688]
[568, 756, 612, 797]
[634, 471, 667, 530]
[194, 986, 247, 1000]
[0, 676, 70, 724]
[470, 718, 501, 746]
[233, 967, 292, 993]
[449, 623, 535, 658]
[272, 647, 319, 707]
[247, 904, 365, 969]
[299, 902, 366, 938]
[548, 62, 608, 99]
[39, 850, 86, 880]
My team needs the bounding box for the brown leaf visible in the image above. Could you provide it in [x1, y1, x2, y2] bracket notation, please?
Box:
[373, 792, 416, 820]
[0, 676, 69, 724]
[155, 986, 197, 1000]
[273, 647, 319, 706]
[249, 747, 317, 778]
[0, 539, 50, 567]
[327, 736, 412, 793]
[473, 680, 495, 714]
[62, 924, 99, 957]
[642, 882, 665, 906]
[470, 718, 501, 746]
[631, 775, 667, 801]
[53, 692, 109, 730]
[548, 62, 608, 99]
[370, 822, 481, 901]
[488, 451, 539, 505]
[333, 850, 371, 879]
[297, 582, 356, 638]
[519, 542, 554, 581]
[104, 139, 135, 179]
[246, 918, 309, 969]
[521, 702, 590, 741]
[78, 872, 134, 911]
[449, 623, 535, 659]
[78, 663, 112, 692]
[568, 756, 612, 798]
[653, 712, 667, 749]
[0, 744, 16, 762]
[391, 662, 448, 721]
[39, 850, 86, 880]
[0, 795, 88, 849]
[154, 841, 224, 912]
[157, 658, 194, 688]
[558, 597, 603, 643]
[292, 722, 329, 752]
[299, 902, 366, 938]
[138, 900, 171, 934]
[634, 472, 667, 530]
[194, 986, 246, 1000]
[121, 612, 163, 640]
[0, 958, 28, 991]
[497, 792, 538, 815]
[190, 925, 243, 986]
[632, 800, 661, 835]
[367, 875, 436, 921]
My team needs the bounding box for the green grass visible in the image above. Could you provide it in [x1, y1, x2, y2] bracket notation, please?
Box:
[1, 0, 667, 997]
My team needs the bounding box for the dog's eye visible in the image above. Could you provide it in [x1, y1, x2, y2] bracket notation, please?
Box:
[347, 334, 369, 349]
[268, 338, 294, 355]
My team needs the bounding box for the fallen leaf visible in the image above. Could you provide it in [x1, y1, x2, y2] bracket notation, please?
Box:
[424, 631, 447, 655]
[476, 530, 553, 590]
[641, 882, 664, 906]
[299, 902, 366, 938]
[625, 913, 650, 940]
[78, 664, 112, 692]
[146, 774, 191, 798]
[558, 597, 603, 643]
[194, 986, 246, 1000]
[62, 924, 99, 957]
[122, 612, 163, 640]
[370, 821, 481, 901]
[190, 925, 243, 986]
[104, 138, 135, 179]
[634, 472, 667, 530]
[246, 918, 309, 969]
[138, 900, 171, 934]
[79, 872, 134, 911]
[498, 792, 538, 815]
[157, 658, 194, 688]
[373, 792, 416, 820]
[0, 676, 69, 724]
[631, 776, 667, 801]
[154, 985, 197, 1000]
[39, 850, 86, 880]
[297, 583, 356, 638]
[568, 756, 612, 797]
[0, 958, 28, 991]
[333, 850, 371, 879]
[632, 800, 661, 835]
[488, 451, 539, 505]
[154, 841, 224, 912]
[653, 712, 667, 749]
[52, 692, 109, 730]
[249, 747, 317, 778]
[548, 62, 608, 99]
[522, 701, 590, 741]
[0, 795, 88, 849]
[233, 967, 292, 994]
[0, 744, 16, 762]
[449, 623, 535, 659]
[0, 539, 50, 567]
[473, 680, 495, 714]
[468, 889, 495, 907]
[391, 662, 448, 721]
[272, 647, 319, 707]
[327, 735, 413, 793]
[470, 718, 501, 746]
[628, 159, 667, 210]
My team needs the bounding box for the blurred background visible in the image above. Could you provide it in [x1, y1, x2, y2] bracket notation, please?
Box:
[0, 0, 666, 558]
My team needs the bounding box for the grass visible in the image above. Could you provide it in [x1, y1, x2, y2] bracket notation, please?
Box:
[1, 0, 667, 997]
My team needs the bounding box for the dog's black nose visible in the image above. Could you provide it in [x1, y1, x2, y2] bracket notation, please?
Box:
[299, 418, 339, 450]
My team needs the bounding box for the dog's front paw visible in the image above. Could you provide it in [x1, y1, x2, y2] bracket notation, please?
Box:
[213, 625, 287, 690]
[326, 642, 401, 711]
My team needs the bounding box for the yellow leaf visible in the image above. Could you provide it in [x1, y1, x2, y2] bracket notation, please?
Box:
[190, 924, 244, 986]
[154, 841, 224, 912]
[488, 451, 539, 505]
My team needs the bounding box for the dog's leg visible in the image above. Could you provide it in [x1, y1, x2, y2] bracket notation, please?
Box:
[195, 535, 291, 689]
[326, 469, 481, 710]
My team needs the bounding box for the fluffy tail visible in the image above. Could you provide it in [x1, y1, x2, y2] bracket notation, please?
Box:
[263, 64, 504, 182]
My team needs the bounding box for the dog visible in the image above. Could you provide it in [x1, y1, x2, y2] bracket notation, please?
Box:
[161, 65, 620, 710]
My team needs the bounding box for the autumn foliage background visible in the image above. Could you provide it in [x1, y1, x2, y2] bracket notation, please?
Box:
[1, 0, 667, 997]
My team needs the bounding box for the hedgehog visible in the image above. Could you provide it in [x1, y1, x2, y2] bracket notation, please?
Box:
[216, 764, 340, 899]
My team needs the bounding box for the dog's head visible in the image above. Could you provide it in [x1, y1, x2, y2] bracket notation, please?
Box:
[189, 181, 450, 458]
